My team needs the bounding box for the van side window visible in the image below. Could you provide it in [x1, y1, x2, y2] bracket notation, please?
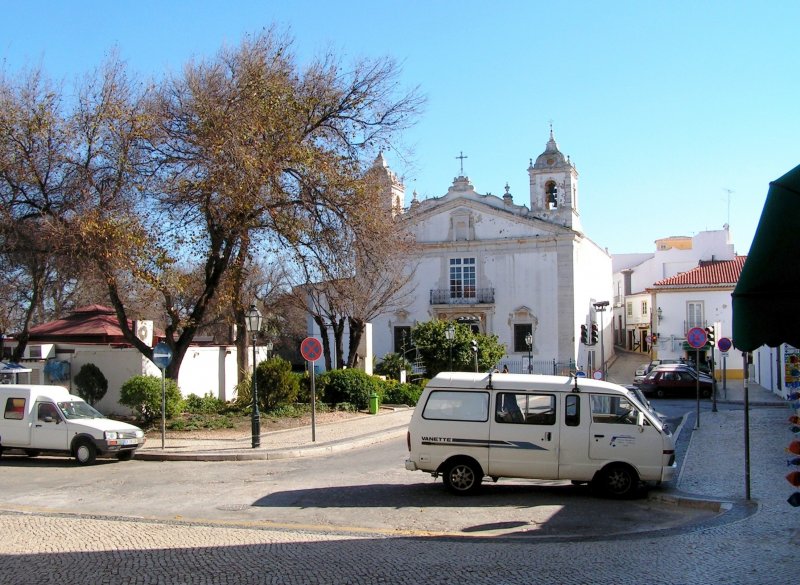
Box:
[4, 397, 26, 420]
[422, 390, 488, 422]
[590, 394, 637, 425]
[565, 394, 580, 427]
[496, 393, 555, 425]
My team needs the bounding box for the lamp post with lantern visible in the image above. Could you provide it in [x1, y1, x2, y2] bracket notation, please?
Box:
[246, 305, 263, 448]
[445, 324, 455, 371]
[525, 332, 533, 374]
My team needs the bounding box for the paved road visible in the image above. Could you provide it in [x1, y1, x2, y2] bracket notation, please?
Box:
[0, 350, 796, 584]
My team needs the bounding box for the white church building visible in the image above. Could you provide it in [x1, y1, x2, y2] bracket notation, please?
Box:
[367, 131, 614, 375]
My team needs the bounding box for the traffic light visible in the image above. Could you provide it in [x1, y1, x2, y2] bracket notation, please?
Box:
[705, 326, 716, 347]
[470, 339, 478, 353]
[590, 322, 598, 345]
[580, 324, 588, 344]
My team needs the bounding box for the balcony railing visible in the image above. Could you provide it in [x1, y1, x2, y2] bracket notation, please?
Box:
[430, 288, 495, 305]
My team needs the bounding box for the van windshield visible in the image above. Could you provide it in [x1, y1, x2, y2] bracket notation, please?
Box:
[58, 400, 104, 420]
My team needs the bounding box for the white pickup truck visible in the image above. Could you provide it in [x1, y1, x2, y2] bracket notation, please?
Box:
[0, 384, 145, 464]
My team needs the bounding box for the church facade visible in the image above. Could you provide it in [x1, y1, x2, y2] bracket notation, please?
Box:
[368, 131, 614, 374]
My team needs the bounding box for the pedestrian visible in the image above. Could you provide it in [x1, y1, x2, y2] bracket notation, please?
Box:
[502, 364, 509, 373]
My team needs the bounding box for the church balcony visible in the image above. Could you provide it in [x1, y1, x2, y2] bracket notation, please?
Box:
[430, 288, 495, 305]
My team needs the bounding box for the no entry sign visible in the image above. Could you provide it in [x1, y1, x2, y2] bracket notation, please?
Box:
[300, 337, 323, 362]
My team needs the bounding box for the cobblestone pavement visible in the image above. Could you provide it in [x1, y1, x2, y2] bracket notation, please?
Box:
[1, 379, 797, 584]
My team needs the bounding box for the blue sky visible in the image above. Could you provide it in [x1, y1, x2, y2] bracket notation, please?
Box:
[3, 1, 798, 255]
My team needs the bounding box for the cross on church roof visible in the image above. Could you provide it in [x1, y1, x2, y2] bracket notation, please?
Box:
[455, 151, 468, 176]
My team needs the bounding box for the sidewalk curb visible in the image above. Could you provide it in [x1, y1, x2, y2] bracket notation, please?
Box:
[134, 424, 409, 462]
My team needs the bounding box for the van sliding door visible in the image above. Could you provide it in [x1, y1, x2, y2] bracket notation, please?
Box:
[488, 392, 558, 479]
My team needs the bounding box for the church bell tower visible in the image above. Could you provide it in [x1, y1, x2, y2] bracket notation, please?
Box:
[368, 152, 405, 217]
[528, 128, 581, 231]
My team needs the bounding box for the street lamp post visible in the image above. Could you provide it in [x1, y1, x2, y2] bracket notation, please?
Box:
[525, 332, 533, 374]
[445, 325, 455, 371]
[593, 301, 609, 379]
[246, 305, 263, 449]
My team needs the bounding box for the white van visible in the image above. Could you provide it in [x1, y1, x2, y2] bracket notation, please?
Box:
[405, 372, 676, 498]
[0, 385, 145, 465]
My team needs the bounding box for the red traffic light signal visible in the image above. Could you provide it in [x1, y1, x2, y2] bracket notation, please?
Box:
[590, 323, 598, 345]
[580, 325, 588, 344]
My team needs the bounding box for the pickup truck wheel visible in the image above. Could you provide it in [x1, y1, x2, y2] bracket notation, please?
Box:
[74, 440, 97, 465]
[442, 459, 482, 495]
[117, 450, 134, 461]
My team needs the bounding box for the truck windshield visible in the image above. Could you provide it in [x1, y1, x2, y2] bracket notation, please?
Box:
[58, 400, 104, 420]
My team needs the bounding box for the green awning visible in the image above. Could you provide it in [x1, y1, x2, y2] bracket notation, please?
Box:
[732, 163, 800, 351]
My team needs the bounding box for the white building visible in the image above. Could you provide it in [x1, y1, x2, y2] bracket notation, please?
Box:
[366, 131, 613, 374]
[648, 255, 746, 379]
[612, 229, 736, 355]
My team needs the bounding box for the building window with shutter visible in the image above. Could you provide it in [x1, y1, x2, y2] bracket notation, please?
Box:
[687, 301, 704, 329]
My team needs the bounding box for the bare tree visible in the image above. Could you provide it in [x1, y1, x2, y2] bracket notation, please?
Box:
[1, 30, 422, 381]
[0, 67, 85, 358]
[106, 30, 421, 379]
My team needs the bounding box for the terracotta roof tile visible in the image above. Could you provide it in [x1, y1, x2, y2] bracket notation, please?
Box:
[652, 256, 747, 288]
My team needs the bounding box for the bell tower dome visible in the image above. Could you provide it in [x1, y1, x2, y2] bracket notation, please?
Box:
[367, 152, 405, 217]
[528, 127, 581, 231]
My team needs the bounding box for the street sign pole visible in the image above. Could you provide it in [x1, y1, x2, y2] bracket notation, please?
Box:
[301, 337, 323, 443]
[695, 347, 701, 429]
[151, 342, 173, 450]
[686, 327, 707, 430]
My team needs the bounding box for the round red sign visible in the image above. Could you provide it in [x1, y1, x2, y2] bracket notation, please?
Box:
[686, 327, 708, 349]
[300, 337, 323, 362]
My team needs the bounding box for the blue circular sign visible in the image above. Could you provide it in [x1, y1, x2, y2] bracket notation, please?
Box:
[152, 341, 173, 370]
[687, 327, 707, 349]
[718, 337, 732, 352]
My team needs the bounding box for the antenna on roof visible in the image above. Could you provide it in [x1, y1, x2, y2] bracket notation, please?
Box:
[723, 188, 734, 226]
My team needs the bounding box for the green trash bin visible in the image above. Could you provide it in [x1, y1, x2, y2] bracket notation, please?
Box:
[369, 392, 379, 415]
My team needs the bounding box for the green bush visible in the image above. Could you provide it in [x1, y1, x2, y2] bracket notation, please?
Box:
[374, 353, 412, 381]
[381, 380, 423, 406]
[255, 357, 300, 410]
[184, 392, 227, 414]
[120, 375, 183, 425]
[74, 363, 108, 406]
[234, 371, 252, 408]
[318, 369, 383, 410]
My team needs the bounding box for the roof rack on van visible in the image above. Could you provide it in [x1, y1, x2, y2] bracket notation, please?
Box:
[571, 373, 581, 393]
[486, 372, 493, 390]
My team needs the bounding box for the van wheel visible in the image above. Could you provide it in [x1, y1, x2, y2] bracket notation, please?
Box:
[74, 440, 97, 465]
[442, 459, 482, 495]
[117, 450, 134, 461]
[595, 464, 639, 499]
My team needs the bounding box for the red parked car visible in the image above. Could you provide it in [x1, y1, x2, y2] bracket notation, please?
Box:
[639, 364, 713, 398]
